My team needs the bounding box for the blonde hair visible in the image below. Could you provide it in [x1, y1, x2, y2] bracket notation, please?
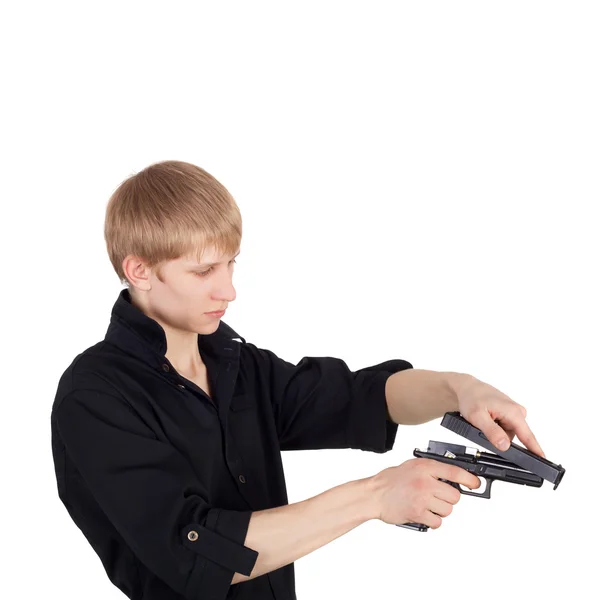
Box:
[104, 160, 242, 287]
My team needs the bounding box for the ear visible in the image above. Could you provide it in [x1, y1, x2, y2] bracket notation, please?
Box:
[122, 255, 153, 291]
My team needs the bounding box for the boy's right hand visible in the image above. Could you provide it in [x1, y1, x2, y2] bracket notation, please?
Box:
[368, 458, 481, 529]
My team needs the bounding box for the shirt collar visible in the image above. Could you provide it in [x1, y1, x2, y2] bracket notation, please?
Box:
[104, 288, 245, 367]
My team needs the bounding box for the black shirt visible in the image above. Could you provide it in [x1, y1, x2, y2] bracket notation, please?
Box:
[50, 288, 413, 600]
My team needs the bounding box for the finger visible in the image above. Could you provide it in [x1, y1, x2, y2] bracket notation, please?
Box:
[466, 409, 511, 452]
[421, 511, 443, 530]
[429, 497, 454, 518]
[437, 464, 481, 490]
[434, 480, 462, 505]
[505, 416, 545, 458]
[502, 425, 517, 443]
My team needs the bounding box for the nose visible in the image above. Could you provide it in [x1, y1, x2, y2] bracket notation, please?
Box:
[212, 271, 236, 304]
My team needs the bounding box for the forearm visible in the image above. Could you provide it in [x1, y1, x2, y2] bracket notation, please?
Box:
[231, 476, 376, 584]
[385, 369, 473, 425]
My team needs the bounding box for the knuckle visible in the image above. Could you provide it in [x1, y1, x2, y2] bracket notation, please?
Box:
[412, 477, 427, 493]
[410, 510, 422, 523]
[414, 477, 428, 492]
[415, 457, 431, 470]
[417, 493, 429, 509]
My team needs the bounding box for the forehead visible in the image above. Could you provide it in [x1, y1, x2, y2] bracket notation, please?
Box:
[180, 245, 239, 266]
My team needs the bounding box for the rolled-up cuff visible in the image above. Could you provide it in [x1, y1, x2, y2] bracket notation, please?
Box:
[183, 508, 258, 600]
[348, 360, 413, 453]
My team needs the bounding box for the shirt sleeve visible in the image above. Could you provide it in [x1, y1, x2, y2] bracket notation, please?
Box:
[243, 343, 413, 453]
[53, 385, 258, 600]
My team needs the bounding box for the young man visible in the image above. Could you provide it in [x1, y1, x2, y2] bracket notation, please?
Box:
[50, 160, 546, 600]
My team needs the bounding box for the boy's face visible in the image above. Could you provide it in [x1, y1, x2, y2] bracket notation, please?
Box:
[128, 245, 239, 335]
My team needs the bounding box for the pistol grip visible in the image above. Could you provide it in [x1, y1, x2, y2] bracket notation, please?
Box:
[395, 477, 493, 531]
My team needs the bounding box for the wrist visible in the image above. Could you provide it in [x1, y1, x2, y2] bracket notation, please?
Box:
[444, 372, 476, 407]
[362, 474, 384, 522]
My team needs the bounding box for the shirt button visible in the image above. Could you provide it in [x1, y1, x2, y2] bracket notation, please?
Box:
[162, 364, 170, 372]
[187, 530, 199, 541]
[177, 384, 185, 389]
[239, 475, 246, 484]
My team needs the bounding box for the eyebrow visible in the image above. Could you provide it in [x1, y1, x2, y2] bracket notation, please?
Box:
[194, 249, 241, 268]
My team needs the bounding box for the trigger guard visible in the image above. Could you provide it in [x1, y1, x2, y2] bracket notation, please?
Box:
[441, 477, 493, 499]
[460, 477, 492, 499]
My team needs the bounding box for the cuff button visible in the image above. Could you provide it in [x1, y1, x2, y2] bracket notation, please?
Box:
[187, 530, 199, 542]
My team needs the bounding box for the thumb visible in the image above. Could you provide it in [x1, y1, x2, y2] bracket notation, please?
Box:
[468, 410, 510, 452]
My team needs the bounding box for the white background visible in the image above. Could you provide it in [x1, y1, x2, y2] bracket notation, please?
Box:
[2, 2, 598, 598]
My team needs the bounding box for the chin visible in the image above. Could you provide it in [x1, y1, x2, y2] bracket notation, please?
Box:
[201, 318, 221, 331]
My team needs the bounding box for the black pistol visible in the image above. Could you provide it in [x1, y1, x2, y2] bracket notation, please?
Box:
[396, 411, 566, 532]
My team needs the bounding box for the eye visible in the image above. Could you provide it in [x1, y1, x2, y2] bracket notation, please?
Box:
[195, 258, 237, 277]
